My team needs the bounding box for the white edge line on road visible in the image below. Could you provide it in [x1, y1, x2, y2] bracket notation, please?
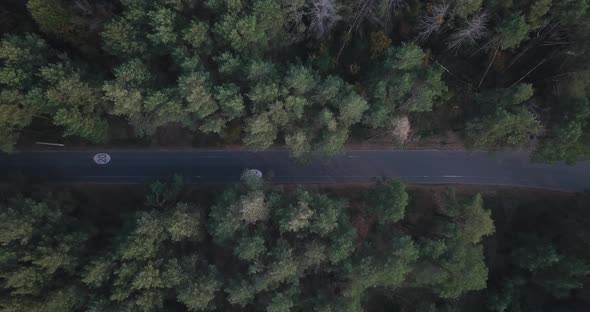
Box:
[274, 175, 477, 178]
[80, 175, 476, 179]
[79, 176, 204, 179]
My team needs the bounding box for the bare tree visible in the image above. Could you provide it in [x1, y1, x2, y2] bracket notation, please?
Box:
[391, 116, 411, 145]
[308, 0, 341, 38]
[332, 0, 406, 62]
[417, 1, 450, 41]
[447, 12, 488, 51]
[283, 0, 306, 34]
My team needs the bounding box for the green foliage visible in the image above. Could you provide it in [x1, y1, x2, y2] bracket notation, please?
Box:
[176, 267, 221, 311]
[488, 233, 590, 311]
[527, 0, 552, 28]
[208, 188, 244, 244]
[415, 239, 490, 299]
[444, 192, 496, 245]
[7, 179, 589, 311]
[0, 35, 49, 149]
[104, 52, 235, 136]
[454, 0, 483, 18]
[27, 0, 73, 35]
[0, 91, 34, 152]
[235, 235, 266, 261]
[239, 190, 269, 224]
[41, 63, 108, 143]
[438, 244, 490, 298]
[285, 131, 312, 159]
[285, 65, 317, 95]
[511, 238, 590, 298]
[267, 291, 294, 312]
[1, 0, 589, 166]
[215, 83, 245, 120]
[244, 64, 367, 157]
[147, 7, 179, 46]
[552, 0, 590, 24]
[101, 0, 246, 138]
[497, 15, 530, 50]
[467, 84, 542, 149]
[208, 183, 360, 309]
[344, 236, 419, 309]
[0, 190, 89, 311]
[178, 71, 217, 119]
[533, 97, 590, 163]
[487, 277, 525, 312]
[215, 52, 242, 76]
[103, 59, 164, 136]
[102, 18, 148, 57]
[213, 0, 285, 53]
[0, 34, 108, 151]
[4, 0, 590, 307]
[101, 0, 188, 58]
[145, 174, 185, 207]
[83, 203, 218, 311]
[365, 43, 447, 128]
[467, 108, 542, 148]
[243, 113, 279, 149]
[413, 192, 495, 299]
[226, 279, 256, 306]
[0, 34, 50, 88]
[457, 194, 495, 244]
[367, 180, 409, 224]
[183, 21, 210, 49]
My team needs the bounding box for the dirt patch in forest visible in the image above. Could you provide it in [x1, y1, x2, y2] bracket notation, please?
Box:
[349, 129, 467, 150]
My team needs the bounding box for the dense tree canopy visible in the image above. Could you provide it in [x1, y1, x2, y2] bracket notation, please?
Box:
[0, 0, 588, 162]
[0, 175, 504, 312]
[0, 1, 589, 309]
[412, 192, 495, 299]
[2, 175, 589, 311]
[485, 192, 590, 312]
[0, 34, 108, 151]
[243, 62, 367, 156]
[364, 43, 447, 128]
[0, 186, 89, 311]
[466, 84, 542, 148]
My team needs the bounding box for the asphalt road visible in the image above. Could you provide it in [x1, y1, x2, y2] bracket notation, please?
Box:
[0, 150, 589, 192]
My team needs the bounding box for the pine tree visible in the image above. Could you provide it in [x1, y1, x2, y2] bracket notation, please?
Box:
[365, 43, 447, 128]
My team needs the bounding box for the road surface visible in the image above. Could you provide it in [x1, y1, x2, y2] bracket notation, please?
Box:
[0, 150, 589, 192]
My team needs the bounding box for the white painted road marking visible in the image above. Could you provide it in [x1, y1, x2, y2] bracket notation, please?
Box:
[93, 153, 111, 165]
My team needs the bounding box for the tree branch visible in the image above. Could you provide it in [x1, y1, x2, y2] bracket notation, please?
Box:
[477, 42, 501, 89]
[509, 59, 547, 88]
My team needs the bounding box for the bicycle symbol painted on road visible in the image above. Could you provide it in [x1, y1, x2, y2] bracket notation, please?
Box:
[93, 153, 111, 165]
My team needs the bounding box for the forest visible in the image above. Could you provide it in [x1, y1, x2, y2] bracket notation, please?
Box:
[0, 175, 589, 311]
[0, 0, 589, 161]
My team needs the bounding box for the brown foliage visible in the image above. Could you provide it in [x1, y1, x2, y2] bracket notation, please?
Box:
[369, 31, 392, 59]
[352, 213, 370, 239]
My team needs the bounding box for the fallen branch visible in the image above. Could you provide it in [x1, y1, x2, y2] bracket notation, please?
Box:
[335, 0, 372, 63]
[434, 60, 472, 85]
[509, 59, 547, 88]
[477, 42, 501, 89]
